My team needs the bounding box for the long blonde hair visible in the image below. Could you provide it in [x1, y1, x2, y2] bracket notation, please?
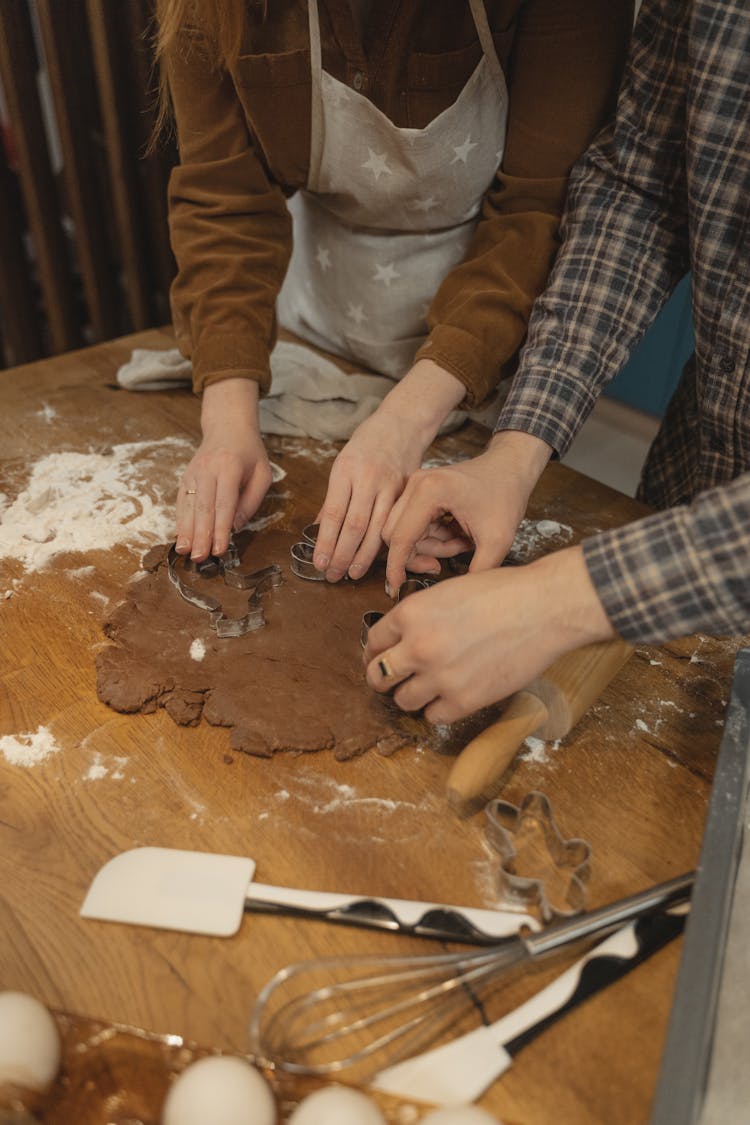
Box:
[151, 0, 265, 142]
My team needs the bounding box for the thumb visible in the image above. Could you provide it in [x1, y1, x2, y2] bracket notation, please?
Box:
[469, 534, 508, 572]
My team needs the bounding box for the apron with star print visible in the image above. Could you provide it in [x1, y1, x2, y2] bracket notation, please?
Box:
[276, 0, 509, 380]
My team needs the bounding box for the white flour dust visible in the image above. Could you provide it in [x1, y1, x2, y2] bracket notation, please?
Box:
[420, 455, 468, 470]
[519, 735, 561, 765]
[189, 638, 206, 662]
[0, 726, 60, 767]
[245, 511, 284, 533]
[508, 518, 574, 562]
[0, 437, 194, 571]
[84, 752, 127, 781]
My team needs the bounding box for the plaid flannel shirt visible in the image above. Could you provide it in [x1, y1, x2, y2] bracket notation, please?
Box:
[495, 0, 750, 644]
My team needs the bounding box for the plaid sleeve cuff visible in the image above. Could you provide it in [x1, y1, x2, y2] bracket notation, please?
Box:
[582, 477, 750, 644]
[494, 366, 599, 457]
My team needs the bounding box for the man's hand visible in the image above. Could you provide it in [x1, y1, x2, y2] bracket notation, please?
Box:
[364, 545, 616, 723]
[382, 429, 553, 593]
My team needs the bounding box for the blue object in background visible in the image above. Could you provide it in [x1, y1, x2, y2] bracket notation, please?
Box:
[604, 274, 694, 418]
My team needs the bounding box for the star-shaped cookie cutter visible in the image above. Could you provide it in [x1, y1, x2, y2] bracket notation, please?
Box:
[167, 542, 283, 637]
[484, 791, 591, 922]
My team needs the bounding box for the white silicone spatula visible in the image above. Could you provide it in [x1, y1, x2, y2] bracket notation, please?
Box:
[80, 847, 538, 941]
[371, 906, 688, 1104]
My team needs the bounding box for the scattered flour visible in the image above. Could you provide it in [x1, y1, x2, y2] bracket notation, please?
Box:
[269, 461, 286, 483]
[0, 726, 60, 766]
[519, 735, 561, 764]
[37, 404, 57, 423]
[291, 773, 419, 817]
[650, 659, 663, 666]
[246, 511, 283, 533]
[67, 565, 96, 579]
[508, 518, 574, 562]
[420, 455, 468, 470]
[635, 719, 650, 732]
[0, 437, 192, 571]
[89, 590, 109, 606]
[189, 638, 206, 662]
[84, 753, 109, 781]
[284, 442, 337, 461]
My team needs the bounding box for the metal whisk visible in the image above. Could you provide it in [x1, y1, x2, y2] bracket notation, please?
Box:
[249, 872, 693, 1081]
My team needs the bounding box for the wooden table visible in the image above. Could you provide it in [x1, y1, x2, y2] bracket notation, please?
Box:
[0, 329, 742, 1124]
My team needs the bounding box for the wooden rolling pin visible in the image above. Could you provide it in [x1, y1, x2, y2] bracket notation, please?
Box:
[447, 637, 633, 816]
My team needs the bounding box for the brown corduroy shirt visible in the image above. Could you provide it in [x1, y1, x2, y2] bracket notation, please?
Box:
[166, 0, 632, 405]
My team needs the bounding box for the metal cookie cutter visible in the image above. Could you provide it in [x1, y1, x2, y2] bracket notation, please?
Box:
[290, 523, 326, 581]
[484, 791, 591, 922]
[167, 543, 282, 637]
[360, 577, 437, 647]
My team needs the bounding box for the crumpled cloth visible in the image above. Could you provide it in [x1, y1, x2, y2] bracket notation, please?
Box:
[117, 340, 469, 440]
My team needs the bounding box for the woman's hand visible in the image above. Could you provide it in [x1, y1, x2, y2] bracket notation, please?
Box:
[313, 359, 466, 582]
[382, 429, 553, 592]
[175, 379, 272, 561]
[364, 545, 616, 724]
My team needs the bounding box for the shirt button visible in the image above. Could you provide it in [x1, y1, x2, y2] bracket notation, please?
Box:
[352, 70, 365, 91]
[718, 355, 736, 373]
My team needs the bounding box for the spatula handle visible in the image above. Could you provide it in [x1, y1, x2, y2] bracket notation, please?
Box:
[447, 690, 549, 817]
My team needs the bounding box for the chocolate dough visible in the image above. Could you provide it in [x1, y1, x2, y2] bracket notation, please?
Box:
[96, 528, 418, 759]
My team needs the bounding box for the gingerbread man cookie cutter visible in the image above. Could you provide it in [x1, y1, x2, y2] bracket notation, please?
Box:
[167, 542, 283, 638]
[484, 791, 591, 922]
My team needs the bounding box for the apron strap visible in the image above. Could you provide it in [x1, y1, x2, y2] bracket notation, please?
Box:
[307, 0, 325, 190]
[468, 0, 507, 91]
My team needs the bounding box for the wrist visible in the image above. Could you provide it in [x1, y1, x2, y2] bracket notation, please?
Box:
[201, 378, 260, 435]
[378, 359, 466, 444]
[482, 428, 552, 503]
[528, 545, 616, 650]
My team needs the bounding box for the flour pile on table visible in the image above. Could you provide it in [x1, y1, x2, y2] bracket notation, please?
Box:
[0, 726, 60, 766]
[0, 437, 192, 571]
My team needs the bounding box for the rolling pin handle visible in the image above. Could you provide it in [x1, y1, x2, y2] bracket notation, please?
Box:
[447, 691, 550, 818]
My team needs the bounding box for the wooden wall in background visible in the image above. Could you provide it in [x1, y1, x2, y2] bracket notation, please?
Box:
[0, 0, 177, 369]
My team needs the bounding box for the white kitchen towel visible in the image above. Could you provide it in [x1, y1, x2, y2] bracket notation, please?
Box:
[116, 340, 469, 440]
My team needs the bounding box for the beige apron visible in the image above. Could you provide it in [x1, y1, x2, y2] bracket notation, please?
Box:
[277, 0, 509, 380]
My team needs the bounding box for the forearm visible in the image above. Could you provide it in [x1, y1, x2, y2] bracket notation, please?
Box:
[377, 360, 466, 444]
[583, 474, 750, 644]
[526, 544, 617, 654]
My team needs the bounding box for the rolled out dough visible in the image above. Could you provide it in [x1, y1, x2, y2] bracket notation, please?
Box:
[95, 528, 416, 760]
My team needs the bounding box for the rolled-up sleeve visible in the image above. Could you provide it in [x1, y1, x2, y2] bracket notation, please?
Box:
[166, 33, 293, 395]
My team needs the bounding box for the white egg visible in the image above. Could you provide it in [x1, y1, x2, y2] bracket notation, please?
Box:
[421, 1109, 503, 1125]
[288, 1085, 387, 1124]
[161, 1055, 276, 1125]
[0, 990, 61, 1092]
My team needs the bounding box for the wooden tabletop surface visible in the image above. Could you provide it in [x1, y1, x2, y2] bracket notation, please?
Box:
[0, 328, 743, 1124]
